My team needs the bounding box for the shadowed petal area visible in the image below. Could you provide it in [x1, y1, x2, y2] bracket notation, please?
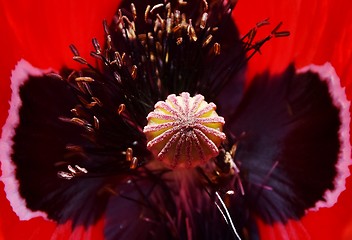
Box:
[228, 63, 350, 223]
[104, 163, 242, 240]
[0, 60, 135, 229]
[0, 60, 52, 220]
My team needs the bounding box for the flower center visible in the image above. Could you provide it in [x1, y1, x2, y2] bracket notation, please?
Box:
[143, 92, 226, 169]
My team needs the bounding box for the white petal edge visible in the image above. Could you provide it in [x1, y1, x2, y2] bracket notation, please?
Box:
[0, 59, 54, 220]
[297, 62, 351, 211]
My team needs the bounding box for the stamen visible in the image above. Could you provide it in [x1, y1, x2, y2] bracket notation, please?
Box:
[145, 5, 151, 22]
[70, 108, 79, 116]
[92, 38, 102, 54]
[126, 147, 133, 161]
[93, 116, 100, 129]
[178, 0, 187, 6]
[213, 42, 221, 55]
[176, 37, 183, 45]
[187, 19, 197, 41]
[143, 92, 226, 169]
[57, 164, 88, 180]
[150, 3, 164, 14]
[202, 34, 213, 47]
[91, 97, 103, 106]
[124, 147, 139, 169]
[57, 171, 74, 180]
[200, 12, 208, 29]
[130, 157, 138, 169]
[75, 77, 95, 82]
[71, 117, 89, 126]
[83, 82, 93, 96]
[118, 104, 126, 115]
[69, 44, 80, 56]
[242, 19, 290, 61]
[131, 65, 138, 80]
[130, 3, 137, 20]
[73, 56, 88, 65]
[202, 0, 209, 11]
[215, 191, 242, 240]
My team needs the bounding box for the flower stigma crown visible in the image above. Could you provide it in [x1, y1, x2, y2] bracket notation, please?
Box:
[143, 92, 226, 169]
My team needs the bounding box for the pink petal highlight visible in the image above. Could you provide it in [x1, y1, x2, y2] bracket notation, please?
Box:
[0, 59, 54, 220]
[298, 63, 351, 210]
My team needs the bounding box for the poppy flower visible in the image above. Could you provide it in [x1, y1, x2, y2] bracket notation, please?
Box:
[0, 0, 352, 239]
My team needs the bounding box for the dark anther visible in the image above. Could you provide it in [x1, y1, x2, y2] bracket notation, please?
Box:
[69, 44, 80, 56]
[92, 38, 102, 54]
[103, 19, 110, 35]
[72, 56, 88, 65]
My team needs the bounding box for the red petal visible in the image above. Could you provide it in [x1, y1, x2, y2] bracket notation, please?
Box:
[234, 0, 352, 84]
[51, 218, 105, 240]
[0, 0, 120, 238]
[0, 0, 120, 70]
[235, 0, 352, 239]
[0, 181, 56, 239]
[301, 174, 352, 240]
[0, 0, 120, 122]
[257, 218, 311, 240]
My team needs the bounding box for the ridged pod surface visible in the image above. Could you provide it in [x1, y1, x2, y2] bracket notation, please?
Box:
[143, 92, 226, 169]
